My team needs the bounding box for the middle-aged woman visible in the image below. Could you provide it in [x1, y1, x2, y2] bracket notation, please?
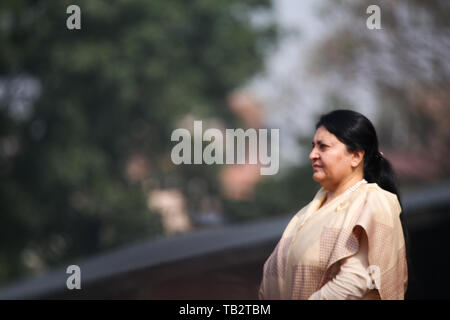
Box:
[259, 109, 409, 300]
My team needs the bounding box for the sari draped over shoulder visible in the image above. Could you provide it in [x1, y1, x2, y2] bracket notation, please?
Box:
[259, 183, 408, 300]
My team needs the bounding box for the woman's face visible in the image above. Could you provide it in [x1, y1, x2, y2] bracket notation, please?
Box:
[309, 126, 359, 191]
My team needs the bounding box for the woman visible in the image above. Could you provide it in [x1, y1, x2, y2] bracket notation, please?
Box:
[259, 110, 409, 300]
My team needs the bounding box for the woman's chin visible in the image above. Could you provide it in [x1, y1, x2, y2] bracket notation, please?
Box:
[312, 173, 324, 183]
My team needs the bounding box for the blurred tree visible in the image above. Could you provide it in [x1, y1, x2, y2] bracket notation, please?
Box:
[0, 0, 276, 284]
[310, 0, 450, 182]
[221, 164, 318, 223]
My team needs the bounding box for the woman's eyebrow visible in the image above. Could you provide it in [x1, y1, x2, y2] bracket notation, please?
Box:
[312, 140, 326, 145]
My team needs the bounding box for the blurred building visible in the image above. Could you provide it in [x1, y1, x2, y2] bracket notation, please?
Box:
[148, 189, 192, 235]
[0, 181, 449, 299]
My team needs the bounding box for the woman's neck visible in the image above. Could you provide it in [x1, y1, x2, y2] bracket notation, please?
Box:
[325, 175, 365, 203]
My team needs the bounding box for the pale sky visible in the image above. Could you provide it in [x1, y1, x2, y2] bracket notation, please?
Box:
[249, 0, 378, 170]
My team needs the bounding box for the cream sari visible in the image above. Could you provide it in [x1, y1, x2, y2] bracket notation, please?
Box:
[259, 183, 408, 300]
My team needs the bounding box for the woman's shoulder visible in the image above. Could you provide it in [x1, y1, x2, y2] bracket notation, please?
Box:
[359, 182, 402, 215]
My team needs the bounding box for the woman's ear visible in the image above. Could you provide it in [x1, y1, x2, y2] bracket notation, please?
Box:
[351, 150, 365, 168]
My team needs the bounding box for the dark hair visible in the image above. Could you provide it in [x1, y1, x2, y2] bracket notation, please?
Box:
[315, 109, 412, 296]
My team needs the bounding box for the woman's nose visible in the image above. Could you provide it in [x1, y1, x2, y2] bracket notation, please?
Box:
[309, 148, 318, 161]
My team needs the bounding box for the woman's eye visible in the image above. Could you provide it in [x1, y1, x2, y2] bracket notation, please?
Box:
[312, 143, 327, 150]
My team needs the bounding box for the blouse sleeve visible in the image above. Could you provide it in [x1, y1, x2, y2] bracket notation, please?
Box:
[308, 230, 372, 300]
[258, 284, 265, 300]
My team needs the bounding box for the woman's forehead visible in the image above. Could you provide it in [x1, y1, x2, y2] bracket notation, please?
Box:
[313, 126, 338, 143]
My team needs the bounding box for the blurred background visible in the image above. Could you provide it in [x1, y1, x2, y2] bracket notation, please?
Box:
[0, 0, 449, 299]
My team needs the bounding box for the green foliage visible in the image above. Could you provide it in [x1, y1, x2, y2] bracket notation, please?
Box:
[0, 0, 275, 284]
[222, 165, 318, 222]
